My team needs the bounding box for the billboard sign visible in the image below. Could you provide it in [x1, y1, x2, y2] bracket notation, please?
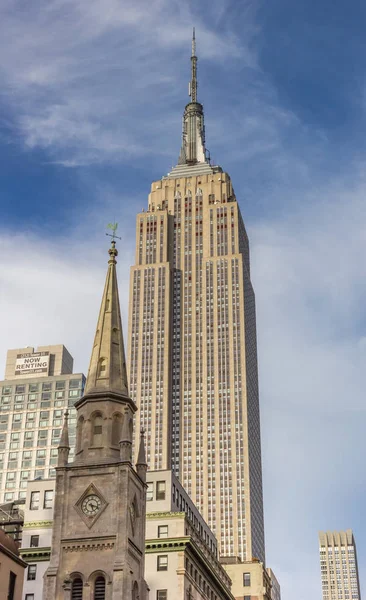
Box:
[15, 351, 50, 377]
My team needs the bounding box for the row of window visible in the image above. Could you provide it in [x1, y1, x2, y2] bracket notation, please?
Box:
[30, 489, 54, 510]
[2, 380, 82, 395]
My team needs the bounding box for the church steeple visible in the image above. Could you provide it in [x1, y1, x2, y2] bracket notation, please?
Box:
[83, 239, 129, 399]
[74, 239, 136, 461]
[44, 239, 147, 600]
[178, 29, 209, 166]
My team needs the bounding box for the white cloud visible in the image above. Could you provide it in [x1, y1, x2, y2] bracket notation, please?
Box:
[0, 0, 251, 165]
[251, 178, 366, 597]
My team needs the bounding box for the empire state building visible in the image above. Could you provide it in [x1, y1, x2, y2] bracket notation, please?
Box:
[128, 31, 265, 562]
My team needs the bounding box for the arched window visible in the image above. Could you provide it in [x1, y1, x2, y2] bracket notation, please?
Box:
[111, 413, 122, 446]
[92, 414, 103, 446]
[71, 578, 83, 600]
[76, 416, 84, 453]
[98, 358, 107, 377]
[132, 581, 139, 600]
[94, 576, 106, 600]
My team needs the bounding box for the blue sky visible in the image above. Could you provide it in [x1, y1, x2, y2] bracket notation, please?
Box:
[1, 1, 365, 597]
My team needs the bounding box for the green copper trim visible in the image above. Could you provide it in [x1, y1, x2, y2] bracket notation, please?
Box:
[146, 511, 185, 519]
[20, 547, 51, 562]
[145, 537, 189, 553]
[23, 521, 53, 529]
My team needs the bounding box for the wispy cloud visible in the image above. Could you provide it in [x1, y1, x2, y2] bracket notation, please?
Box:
[0, 0, 251, 165]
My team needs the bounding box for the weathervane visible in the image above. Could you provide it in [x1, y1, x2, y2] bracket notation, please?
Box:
[106, 222, 121, 241]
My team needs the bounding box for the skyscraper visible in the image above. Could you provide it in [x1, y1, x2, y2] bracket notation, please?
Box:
[319, 530, 362, 600]
[128, 31, 265, 562]
[0, 345, 85, 504]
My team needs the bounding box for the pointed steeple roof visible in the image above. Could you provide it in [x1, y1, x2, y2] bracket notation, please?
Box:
[83, 240, 129, 399]
[59, 410, 70, 449]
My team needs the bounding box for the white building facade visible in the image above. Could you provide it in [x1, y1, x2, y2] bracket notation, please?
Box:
[319, 530, 362, 600]
[0, 345, 85, 504]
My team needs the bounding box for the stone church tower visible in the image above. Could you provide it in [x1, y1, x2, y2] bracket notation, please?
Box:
[43, 240, 148, 600]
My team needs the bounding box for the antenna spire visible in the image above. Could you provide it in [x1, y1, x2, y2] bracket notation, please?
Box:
[189, 27, 198, 102]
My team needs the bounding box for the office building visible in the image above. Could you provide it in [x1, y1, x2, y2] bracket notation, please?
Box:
[0, 345, 85, 504]
[267, 568, 281, 600]
[145, 470, 234, 600]
[319, 530, 361, 600]
[128, 31, 265, 561]
[19, 479, 55, 600]
[222, 557, 272, 600]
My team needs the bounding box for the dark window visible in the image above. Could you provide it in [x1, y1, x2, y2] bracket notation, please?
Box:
[69, 379, 81, 389]
[94, 576, 106, 600]
[243, 573, 251, 586]
[56, 381, 65, 390]
[244, 596, 251, 600]
[30, 535, 39, 547]
[25, 595, 34, 600]
[156, 481, 166, 500]
[157, 555, 168, 571]
[157, 591, 167, 600]
[71, 578, 83, 600]
[27, 565, 37, 581]
[8, 571, 16, 600]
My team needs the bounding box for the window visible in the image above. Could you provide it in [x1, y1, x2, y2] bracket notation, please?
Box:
[156, 481, 166, 500]
[44, 490, 54, 509]
[243, 573, 251, 586]
[25, 595, 35, 600]
[71, 578, 83, 600]
[158, 525, 168, 538]
[92, 415, 103, 445]
[94, 576, 106, 600]
[244, 597, 251, 600]
[27, 565, 37, 580]
[8, 572, 16, 600]
[42, 382, 52, 391]
[56, 381, 65, 390]
[29, 384, 38, 392]
[146, 482, 153, 501]
[157, 592, 167, 600]
[30, 535, 39, 547]
[157, 555, 168, 571]
[69, 379, 81, 389]
[30, 491, 40, 510]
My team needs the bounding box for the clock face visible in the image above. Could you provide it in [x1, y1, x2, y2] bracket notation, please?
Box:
[81, 494, 102, 516]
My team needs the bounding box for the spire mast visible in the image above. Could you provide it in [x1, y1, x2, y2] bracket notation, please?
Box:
[189, 27, 198, 103]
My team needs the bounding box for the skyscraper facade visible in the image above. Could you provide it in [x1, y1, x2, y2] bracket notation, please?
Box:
[0, 345, 84, 504]
[319, 530, 362, 600]
[128, 33, 265, 562]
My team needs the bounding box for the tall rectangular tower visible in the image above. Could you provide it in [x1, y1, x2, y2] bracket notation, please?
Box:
[0, 345, 85, 504]
[128, 32, 265, 562]
[319, 530, 362, 600]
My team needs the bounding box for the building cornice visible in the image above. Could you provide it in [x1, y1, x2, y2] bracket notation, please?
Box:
[146, 511, 185, 520]
[145, 536, 234, 599]
[23, 521, 53, 529]
[20, 546, 51, 563]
